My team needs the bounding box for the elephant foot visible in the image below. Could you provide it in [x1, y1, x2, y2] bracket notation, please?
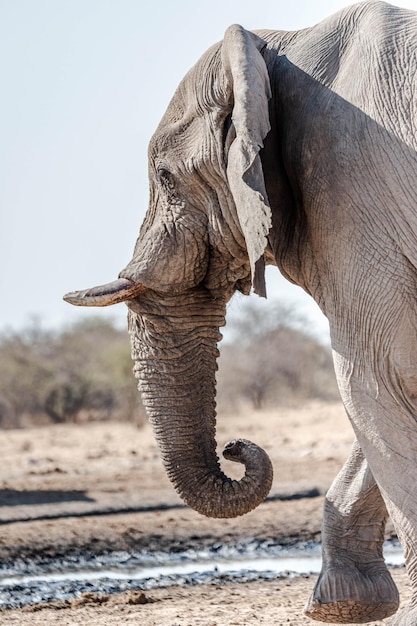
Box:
[304, 564, 399, 623]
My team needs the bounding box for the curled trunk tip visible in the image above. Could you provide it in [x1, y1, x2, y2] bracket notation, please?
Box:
[170, 438, 273, 519]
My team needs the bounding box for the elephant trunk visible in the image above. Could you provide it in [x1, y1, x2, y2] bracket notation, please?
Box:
[128, 289, 273, 518]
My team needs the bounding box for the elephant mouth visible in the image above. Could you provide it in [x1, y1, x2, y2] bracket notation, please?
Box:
[63, 278, 148, 307]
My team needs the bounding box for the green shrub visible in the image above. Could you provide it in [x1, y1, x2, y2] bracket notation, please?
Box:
[0, 317, 144, 428]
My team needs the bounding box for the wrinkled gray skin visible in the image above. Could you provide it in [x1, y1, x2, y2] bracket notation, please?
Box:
[64, 1, 417, 623]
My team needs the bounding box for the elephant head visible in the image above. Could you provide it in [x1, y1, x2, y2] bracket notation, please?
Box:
[64, 25, 274, 518]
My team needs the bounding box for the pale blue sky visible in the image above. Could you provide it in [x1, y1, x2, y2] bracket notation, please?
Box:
[1, 0, 414, 339]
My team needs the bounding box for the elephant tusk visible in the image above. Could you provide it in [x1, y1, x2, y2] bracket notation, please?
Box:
[63, 278, 148, 307]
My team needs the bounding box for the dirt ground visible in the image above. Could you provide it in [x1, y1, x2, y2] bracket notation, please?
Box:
[0, 401, 411, 625]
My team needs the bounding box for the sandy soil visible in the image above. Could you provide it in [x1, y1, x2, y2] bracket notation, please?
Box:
[0, 401, 410, 625]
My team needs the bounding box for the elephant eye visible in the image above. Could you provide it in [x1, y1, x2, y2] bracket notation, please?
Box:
[157, 168, 176, 192]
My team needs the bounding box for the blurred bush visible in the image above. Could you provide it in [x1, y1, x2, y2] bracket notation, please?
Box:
[0, 317, 144, 428]
[217, 300, 339, 410]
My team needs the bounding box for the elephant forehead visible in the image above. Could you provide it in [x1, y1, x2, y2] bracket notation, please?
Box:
[149, 113, 221, 169]
[158, 41, 224, 123]
[148, 44, 227, 165]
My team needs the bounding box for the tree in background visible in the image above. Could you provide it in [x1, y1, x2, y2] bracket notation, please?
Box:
[217, 300, 338, 410]
[0, 317, 143, 428]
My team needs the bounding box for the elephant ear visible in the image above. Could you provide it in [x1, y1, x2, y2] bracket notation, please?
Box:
[222, 25, 272, 297]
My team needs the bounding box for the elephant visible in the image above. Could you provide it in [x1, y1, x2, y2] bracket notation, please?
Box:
[64, 1, 417, 623]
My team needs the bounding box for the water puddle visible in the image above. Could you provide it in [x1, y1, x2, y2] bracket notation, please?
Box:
[0, 540, 404, 609]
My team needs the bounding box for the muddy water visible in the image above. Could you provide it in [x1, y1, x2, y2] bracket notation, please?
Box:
[0, 540, 404, 609]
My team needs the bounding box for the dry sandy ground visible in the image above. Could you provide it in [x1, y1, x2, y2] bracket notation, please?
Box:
[0, 401, 410, 625]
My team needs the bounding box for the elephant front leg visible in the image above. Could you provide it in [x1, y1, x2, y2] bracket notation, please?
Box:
[305, 440, 399, 624]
